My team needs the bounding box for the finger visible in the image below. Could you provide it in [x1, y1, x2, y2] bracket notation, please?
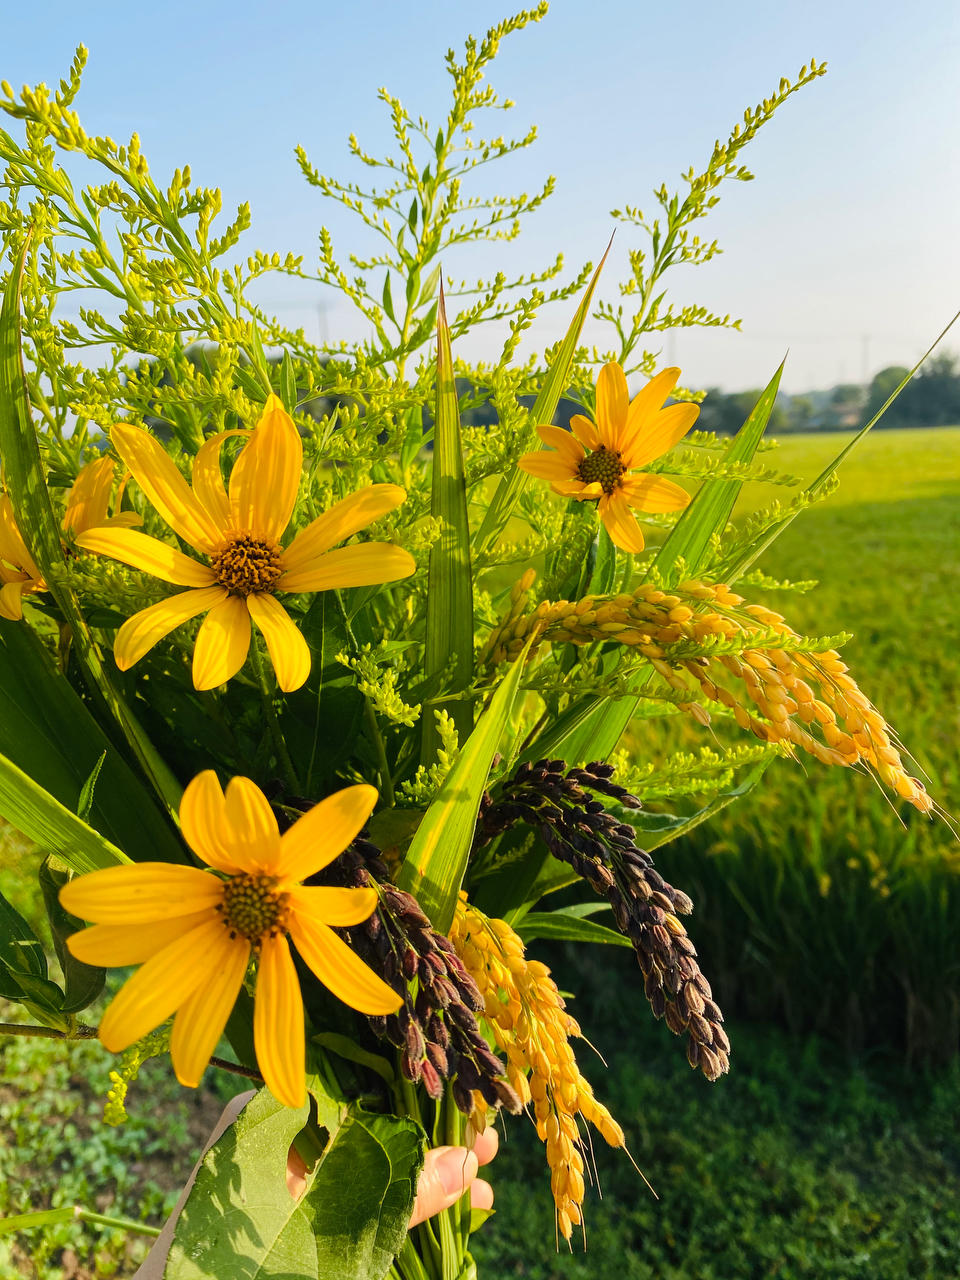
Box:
[470, 1178, 494, 1213]
[472, 1126, 499, 1167]
[409, 1146, 479, 1228]
[286, 1142, 308, 1200]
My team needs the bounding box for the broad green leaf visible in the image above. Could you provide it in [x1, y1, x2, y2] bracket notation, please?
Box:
[168, 1085, 424, 1280]
[472, 238, 612, 561]
[0, 241, 183, 821]
[312, 1032, 395, 1086]
[652, 359, 785, 584]
[0, 750, 128, 874]
[399, 642, 532, 933]
[422, 285, 474, 761]
[39, 854, 105, 1014]
[516, 910, 632, 948]
[0, 619, 183, 862]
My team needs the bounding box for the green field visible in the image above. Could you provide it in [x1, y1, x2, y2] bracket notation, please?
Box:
[1, 425, 958, 1276]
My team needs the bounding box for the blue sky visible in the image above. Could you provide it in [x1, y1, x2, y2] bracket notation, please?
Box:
[3, 0, 959, 392]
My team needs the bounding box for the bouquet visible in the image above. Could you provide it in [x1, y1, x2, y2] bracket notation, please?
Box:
[0, 9, 939, 1277]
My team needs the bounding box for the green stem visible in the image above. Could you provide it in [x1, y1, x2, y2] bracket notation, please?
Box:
[364, 698, 396, 807]
[334, 589, 396, 806]
[0, 1206, 160, 1237]
[0, 1021, 96, 1039]
[250, 639, 300, 793]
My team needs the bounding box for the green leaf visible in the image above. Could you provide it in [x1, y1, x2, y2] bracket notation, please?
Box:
[0, 239, 183, 822]
[640, 758, 773, 852]
[76, 752, 106, 824]
[39, 854, 105, 1014]
[516, 910, 632, 948]
[418, 263, 441, 307]
[422, 283, 474, 762]
[382, 272, 397, 325]
[0, 749, 128, 874]
[0, 619, 183, 862]
[168, 1085, 425, 1280]
[279, 349, 298, 413]
[311, 1032, 395, 1086]
[652, 360, 785, 584]
[472, 237, 612, 561]
[399, 642, 532, 933]
[0, 885, 47, 983]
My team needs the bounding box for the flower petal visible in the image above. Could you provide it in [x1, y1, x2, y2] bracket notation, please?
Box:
[552, 479, 598, 497]
[0, 580, 25, 621]
[599, 492, 646, 553]
[222, 776, 282, 872]
[254, 933, 306, 1108]
[622, 368, 681, 444]
[66, 909, 219, 966]
[192, 429, 250, 528]
[170, 931, 250, 1088]
[62, 456, 115, 536]
[623, 401, 699, 470]
[569, 414, 601, 450]
[114, 587, 227, 671]
[192, 594, 252, 690]
[288, 885, 379, 927]
[288, 914, 402, 1015]
[0, 495, 41, 580]
[246, 594, 311, 693]
[111, 423, 222, 553]
[276, 784, 378, 883]
[179, 770, 245, 873]
[535, 426, 584, 467]
[279, 544, 415, 594]
[622, 474, 691, 513]
[595, 362, 629, 446]
[97, 917, 227, 1053]
[74, 527, 215, 587]
[59, 863, 223, 925]
[229, 395, 302, 542]
[281, 484, 407, 574]
[516, 452, 577, 482]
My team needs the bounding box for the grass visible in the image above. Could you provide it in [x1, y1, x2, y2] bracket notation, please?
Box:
[641, 426, 960, 1058]
[474, 945, 960, 1279]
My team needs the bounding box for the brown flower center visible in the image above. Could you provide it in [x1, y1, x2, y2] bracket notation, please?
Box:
[211, 534, 283, 596]
[577, 446, 625, 496]
[218, 872, 288, 944]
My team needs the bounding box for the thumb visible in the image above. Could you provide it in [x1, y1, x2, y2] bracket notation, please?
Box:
[409, 1146, 479, 1227]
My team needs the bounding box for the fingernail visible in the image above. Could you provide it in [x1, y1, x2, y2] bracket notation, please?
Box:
[436, 1146, 478, 1197]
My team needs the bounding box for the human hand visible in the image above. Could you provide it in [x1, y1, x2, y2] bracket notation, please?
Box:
[136, 1095, 498, 1278]
[286, 1123, 498, 1226]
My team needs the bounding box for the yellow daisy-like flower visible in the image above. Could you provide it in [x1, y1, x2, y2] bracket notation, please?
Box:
[60, 772, 401, 1108]
[517, 362, 700, 553]
[74, 395, 416, 692]
[0, 494, 45, 621]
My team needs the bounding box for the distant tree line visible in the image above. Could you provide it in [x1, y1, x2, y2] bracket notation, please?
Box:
[697, 351, 960, 435]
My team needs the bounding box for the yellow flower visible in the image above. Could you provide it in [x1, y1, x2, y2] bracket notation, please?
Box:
[0, 457, 138, 621]
[0, 494, 44, 621]
[75, 395, 416, 692]
[517, 362, 699, 553]
[60, 772, 402, 1108]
